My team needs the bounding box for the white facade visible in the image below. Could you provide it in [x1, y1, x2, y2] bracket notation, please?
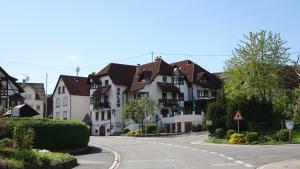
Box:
[21, 85, 44, 118]
[53, 77, 90, 121]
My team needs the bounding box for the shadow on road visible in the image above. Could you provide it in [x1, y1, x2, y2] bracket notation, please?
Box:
[73, 146, 103, 156]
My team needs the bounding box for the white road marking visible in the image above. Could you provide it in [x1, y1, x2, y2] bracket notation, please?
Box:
[218, 154, 225, 157]
[200, 150, 207, 152]
[244, 164, 254, 168]
[209, 152, 218, 155]
[167, 144, 173, 146]
[122, 159, 175, 163]
[210, 163, 239, 167]
[183, 146, 189, 149]
[174, 145, 181, 148]
[192, 148, 198, 151]
[226, 157, 235, 160]
[234, 160, 245, 164]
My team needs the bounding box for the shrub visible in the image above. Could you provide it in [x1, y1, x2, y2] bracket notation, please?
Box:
[5, 118, 90, 151]
[192, 124, 203, 132]
[13, 124, 35, 149]
[226, 130, 236, 140]
[278, 129, 289, 142]
[0, 147, 16, 158]
[245, 132, 259, 144]
[207, 125, 214, 135]
[126, 130, 135, 136]
[215, 128, 226, 139]
[134, 129, 142, 136]
[0, 138, 15, 148]
[123, 128, 130, 134]
[146, 124, 157, 134]
[0, 158, 23, 169]
[228, 133, 245, 144]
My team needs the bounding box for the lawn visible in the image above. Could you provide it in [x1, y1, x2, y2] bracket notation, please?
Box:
[292, 128, 300, 143]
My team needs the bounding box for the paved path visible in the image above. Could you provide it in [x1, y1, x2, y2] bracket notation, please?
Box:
[74, 146, 115, 169]
[87, 133, 300, 169]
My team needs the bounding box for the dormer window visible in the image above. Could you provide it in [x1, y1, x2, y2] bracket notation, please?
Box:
[138, 71, 151, 82]
[200, 77, 208, 84]
[105, 80, 109, 86]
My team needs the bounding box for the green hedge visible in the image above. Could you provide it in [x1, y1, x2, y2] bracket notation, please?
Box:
[1, 118, 90, 151]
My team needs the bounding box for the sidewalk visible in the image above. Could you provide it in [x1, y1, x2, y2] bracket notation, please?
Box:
[73, 146, 115, 169]
[257, 159, 300, 169]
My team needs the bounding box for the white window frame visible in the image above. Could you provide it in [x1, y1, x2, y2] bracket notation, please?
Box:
[56, 98, 60, 107]
[63, 111, 67, 120]
[56, 112, 60, 120]
[63, 97, 68, 106]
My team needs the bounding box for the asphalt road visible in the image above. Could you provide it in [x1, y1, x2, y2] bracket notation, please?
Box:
[89, 133, 300, 169]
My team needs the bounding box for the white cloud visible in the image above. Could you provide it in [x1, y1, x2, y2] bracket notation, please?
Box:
[66, 56, 78, 61]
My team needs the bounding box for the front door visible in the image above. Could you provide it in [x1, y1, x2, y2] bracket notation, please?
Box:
[99, 126, 106, 136]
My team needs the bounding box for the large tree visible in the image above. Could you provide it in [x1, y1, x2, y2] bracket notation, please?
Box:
[224, 30, 290, 101]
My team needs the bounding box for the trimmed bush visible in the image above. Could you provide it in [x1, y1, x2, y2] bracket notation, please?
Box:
[4, 118, 90, 151]
[245, 132, 259, 144]
[134, 129, 142, 136]
[226, 130, 236, 140]
[228, 133, 245, 144]
[146, 124, 157, 134]
[123, 128, 130, 134]
[278, 129, 289, 142]
[215, 128, 226, 139]
[0, 138, 15, 148]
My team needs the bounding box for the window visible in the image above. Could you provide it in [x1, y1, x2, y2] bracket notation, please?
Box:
[36, 105, 41, 111]
[63, 111, 67, 120]
[117, 88, 120, 95]
[96, 112, 99, 121]
[197, 90, 208, 98]
[58, 87, 61, 94]
[105, 80, 109, 86]
[62, 86, 65, 93]
[179, 93, 184, 101]
[101, 111, 105, 120]
[63, 97, 68, 106]
[117, 88, 120, 107]
[162, 92, 167, 100]
[56, 112, 60, 120]
[163, 76, 167, 83]
[56, 98, 60, 107]
[24, 94, 32, 100]
[107, 110, 111, 120]
[204, 90, 209, 97]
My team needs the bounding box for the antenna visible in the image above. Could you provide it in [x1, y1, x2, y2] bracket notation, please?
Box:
[22, 74, 30, 83]
[76, 67, 80, 76]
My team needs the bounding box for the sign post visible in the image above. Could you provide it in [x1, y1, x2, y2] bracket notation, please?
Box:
[285, 120, 294, 143]
[234, 111, 243, 133]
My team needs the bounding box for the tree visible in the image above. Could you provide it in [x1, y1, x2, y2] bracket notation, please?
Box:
[224, 30, 290, 102]
[122, 96, 156, 134]
[0, 107, 7, 137]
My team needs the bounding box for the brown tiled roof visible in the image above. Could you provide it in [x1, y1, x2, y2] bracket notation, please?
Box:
[96, 63, 136, 86]
[92, 85, 111, 96]
[54, 75, 89, 96]
[157, 82, 180, 93]
[129, 59, 174, 92]
[171, 60, 222, 89]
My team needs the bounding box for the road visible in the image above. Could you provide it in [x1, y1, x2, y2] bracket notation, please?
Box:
[88, 133, 300, 169]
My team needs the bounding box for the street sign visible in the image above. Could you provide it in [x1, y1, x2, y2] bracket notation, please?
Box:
[234, 111, 243, 121]
[285, 120, 294, 130]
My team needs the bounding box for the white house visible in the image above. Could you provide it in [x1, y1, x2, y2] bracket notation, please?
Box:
[19, 83, 45, 118]
[52, 75, 90, 121]
[89, 58, 222, 136]
[0, 66, 24, 108]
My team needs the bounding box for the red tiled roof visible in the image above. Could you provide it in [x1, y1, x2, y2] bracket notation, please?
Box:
[92, 85, 111, 96]
[157, 82, 180, 93]
[59, 75, 89, 96]
[171, 60, 222, 89]
[129, 59, 174, 92]
[96, 63, 136, 86]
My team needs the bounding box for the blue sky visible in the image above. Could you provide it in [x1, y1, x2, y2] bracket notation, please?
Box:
[0, 0, 299, 93]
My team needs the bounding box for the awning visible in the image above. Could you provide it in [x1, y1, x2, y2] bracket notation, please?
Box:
[92, 85, 111, 96]
[157, 82, 180, 93]
[10, 104, 39, 117]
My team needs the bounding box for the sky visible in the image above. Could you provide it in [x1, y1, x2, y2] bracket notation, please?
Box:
[0, 0, 299, 94]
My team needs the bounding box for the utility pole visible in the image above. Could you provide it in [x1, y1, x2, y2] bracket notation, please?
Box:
[76, 67, 80, 76]
[45, 73, 48, 118]
[151, 51, 154, 62]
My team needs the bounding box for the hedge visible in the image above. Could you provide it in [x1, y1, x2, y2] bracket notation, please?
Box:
[1, 118, 90, 151]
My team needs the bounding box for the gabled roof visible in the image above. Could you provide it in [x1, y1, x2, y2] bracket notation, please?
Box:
[96, 63, 136, 86]
[19, 83, 46, 100]
[129, 59, 174, 92]
[171, 60, 222, 89]
[53, 75, 89, 96]
[0, 66, 24, 92]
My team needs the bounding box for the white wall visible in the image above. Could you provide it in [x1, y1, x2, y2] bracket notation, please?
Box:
[53, 78, 70, 120]
[71, 95, 90, 121]
[22, 86, 44, 118]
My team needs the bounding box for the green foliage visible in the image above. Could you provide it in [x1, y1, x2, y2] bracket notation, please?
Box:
[205, 137, 227, 144]
[122, 96, 156, 124]
[0, 138, 15, 148]
[0, 158, 23, 169]
[278, 129, 289, 142]
[226, 130, 236, 140]
[245, 132, 259, 144]
[123, 128, 130, 134]
[146, 124, 157, 134]
[224, 30, 290, 101]
[215, 128, 226, 139]
[126, 130, 136, 136]
[13, 124, 35, 149]
[5, 118, 90, 151]
[228, 133, 245, 144]
[134, 129, 142, 136]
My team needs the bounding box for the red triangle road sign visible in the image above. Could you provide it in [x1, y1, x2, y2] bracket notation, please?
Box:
[234, 111, 243, 121]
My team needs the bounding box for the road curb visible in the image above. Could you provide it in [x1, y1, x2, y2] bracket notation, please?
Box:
[257, 159, 300, 169]
[103, 147, 121, 169]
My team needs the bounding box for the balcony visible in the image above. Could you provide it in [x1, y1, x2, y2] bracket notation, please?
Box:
[159, 99, 179, 107]
[161, 111, 203, 124]
[92, 101, 110, 109]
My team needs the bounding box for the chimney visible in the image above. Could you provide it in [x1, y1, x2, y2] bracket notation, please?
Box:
[155, 56, 162, 61]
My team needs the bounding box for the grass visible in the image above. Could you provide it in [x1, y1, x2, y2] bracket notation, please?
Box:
[292, 128, 300, 143]
[205, 137, 227, 144]
[34, 150, 76, 164]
